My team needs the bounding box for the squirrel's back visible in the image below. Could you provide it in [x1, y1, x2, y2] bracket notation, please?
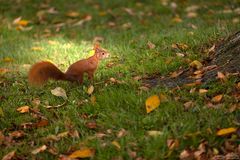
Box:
[28, 61, 65, 86]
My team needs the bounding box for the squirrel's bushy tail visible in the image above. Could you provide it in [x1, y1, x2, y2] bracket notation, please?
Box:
[28, 61, 66, 86]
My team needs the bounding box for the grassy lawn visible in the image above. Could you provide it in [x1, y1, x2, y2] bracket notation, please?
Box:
[0, 0, 239, 159]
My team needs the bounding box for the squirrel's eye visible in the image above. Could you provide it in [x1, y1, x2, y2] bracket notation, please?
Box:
[102, 52, 105, 55]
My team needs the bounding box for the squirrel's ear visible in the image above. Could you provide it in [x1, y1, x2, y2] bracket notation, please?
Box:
[94, 43, 100, 50]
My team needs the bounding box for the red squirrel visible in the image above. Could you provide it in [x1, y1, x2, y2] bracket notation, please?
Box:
[28, 44, 109, 86]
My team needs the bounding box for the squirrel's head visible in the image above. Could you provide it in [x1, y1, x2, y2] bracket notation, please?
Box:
[94, 44, 110, 60]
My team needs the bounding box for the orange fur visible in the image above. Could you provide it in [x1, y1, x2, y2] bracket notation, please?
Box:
[28, 46, 109, 86]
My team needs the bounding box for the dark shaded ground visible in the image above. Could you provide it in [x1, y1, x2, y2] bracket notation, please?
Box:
[145, 31, 240, 88]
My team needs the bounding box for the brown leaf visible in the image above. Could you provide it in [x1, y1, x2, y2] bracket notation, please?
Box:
[138, 86, 150, 92]
[179, 150, 192, 159]
[147, 41, 156, 49]
[117, 128, 127, 138]
[2, 151, 16, 160]
[31, 145, 47, 154]
[184, 101, 194, 110]
[211, 94, 223, 103]
[9, 130, 25, 138]
[31, 98, 41, 106]
[127, 149, 137, 159]
[167, 139, 179, 150]
[187, 12, 198, 18]
[217, 72, 227, 81]
[170, 70, 184, 78]
[86, 121, 97, 129]
[35, 119, 49, 128]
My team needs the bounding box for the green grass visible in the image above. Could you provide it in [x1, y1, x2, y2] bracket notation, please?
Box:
[0, 0, 240, 159]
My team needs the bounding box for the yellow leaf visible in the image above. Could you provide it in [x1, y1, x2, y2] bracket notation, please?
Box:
[211, 94, 223, 103]
[145, 95, 160, 113]
[16, 106, 30, 113]
[111, 140, 121, 150]
[17, 20, 29, 27]
[87, 85, 94, 95]
[69, 148, 95, 158]
[216, 127, 237, 136]
[31, 47, 43, 51]
[147, 130, 163, 137]
[190, 60, 203, 69]
[2, 57, 14, 63]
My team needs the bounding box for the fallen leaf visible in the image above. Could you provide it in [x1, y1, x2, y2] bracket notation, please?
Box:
[122, 22, 132, 29]
[179, 150, 191, 159]
[139, 86, 150, 92]
[51, 87, 67, 100]
[190, 60, 203, 69]
[86, 121, 97, 129]
[187, 12, 198, 18]
[170, 70, 183, 78]
[147, 130, 163, 137]
[90, 95, 96, 104]
[167, 139, 179, 150]
[176, 52, 185, 57]
[127, 149, 137, 159]
[117, 128, 127, 138]
[172, 43, 189, 50]
[211, 94, 223, 103]
[217, 72, 227, 81]
[35, 119, 49, 127]
[184, 101, 194, 110]
[31, 145, 47, 154]
[87, 85, 94, 95]
[145, 95, 160, 113]
[69, 148, 95, 158]
[111, 140, 121, 150]
[133, 75, 142, 81]
[199, 89, 208, 94]
[32, 98, 41, 106]
[17, 20, 29, 26]
[2, 151, 16, 160]
[216, 127, 237, 136]
[172, 16, 182, 23]
[147, 41, 156, 49]
[123, 8, 135, 16]
[66, 11, 80, 18]
[2, 57, 14, 63]
[0, 68, 9, 75]
[31, 47, 43, 51]
[16, 106, 30, 113]
[9, 130, 25, 138]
